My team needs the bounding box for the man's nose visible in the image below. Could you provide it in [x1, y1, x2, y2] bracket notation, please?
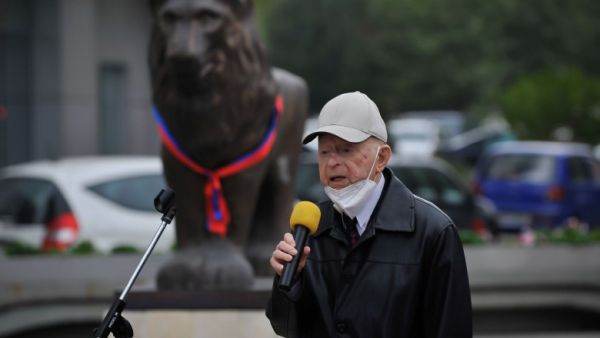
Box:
[327, 152, 343, 167]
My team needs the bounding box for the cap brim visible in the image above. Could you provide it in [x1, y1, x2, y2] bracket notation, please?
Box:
[302, 125, 371, 144]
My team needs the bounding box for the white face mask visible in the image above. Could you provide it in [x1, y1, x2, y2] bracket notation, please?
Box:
[323, 146, 381, 219]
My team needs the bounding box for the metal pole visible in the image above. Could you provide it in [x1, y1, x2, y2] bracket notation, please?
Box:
[119, 220, 168, 301]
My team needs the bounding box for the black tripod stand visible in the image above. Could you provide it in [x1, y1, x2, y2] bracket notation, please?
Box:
[93, 188, 176, 338]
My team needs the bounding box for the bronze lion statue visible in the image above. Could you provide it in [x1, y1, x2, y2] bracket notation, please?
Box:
[149, 0, 308, 290]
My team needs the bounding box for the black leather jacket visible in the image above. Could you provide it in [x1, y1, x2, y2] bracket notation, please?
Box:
[267, 168, 472, 338]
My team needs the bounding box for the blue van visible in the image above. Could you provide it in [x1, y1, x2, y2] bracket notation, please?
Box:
[474, 141, 600, 230]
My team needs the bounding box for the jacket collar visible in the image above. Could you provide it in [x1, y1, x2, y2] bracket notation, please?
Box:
[314, 167, 415, 236]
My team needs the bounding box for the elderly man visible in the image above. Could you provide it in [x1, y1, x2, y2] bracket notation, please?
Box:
[266, 92, 472, 338]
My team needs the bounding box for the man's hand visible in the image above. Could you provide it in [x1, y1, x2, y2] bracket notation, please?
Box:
[270, 232, 311, 276]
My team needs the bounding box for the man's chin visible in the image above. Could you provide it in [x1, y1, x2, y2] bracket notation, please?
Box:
[327, 181, 350, 190]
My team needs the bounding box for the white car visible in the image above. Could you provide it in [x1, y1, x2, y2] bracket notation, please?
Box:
[0, 156, 175, 253]
[302, 116, 319, 152]
[388, 118, 440, 158]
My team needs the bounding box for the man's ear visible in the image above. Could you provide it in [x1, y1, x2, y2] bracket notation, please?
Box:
[377, 144, 392, 172]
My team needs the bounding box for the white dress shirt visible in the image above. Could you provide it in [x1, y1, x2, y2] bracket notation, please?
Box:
[355, 174, 386, 235]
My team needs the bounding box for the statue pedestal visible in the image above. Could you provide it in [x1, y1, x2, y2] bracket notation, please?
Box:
[123, 289, 279, 338]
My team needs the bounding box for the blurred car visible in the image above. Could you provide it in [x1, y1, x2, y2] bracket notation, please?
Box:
[0, 156, 175, 252]
[388, 118, 440, 158]
[474, 141, 600, 230]
[401, 110, 466, 141]
[436, 116, 515, 165]
[302, 116, 319, 152]
[295, 152, 496, 236]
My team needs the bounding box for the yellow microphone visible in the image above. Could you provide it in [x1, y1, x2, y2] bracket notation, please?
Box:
[278, 201, 321, 291]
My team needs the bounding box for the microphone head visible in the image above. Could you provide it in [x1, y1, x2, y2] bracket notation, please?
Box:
[290, 201, 321, 235]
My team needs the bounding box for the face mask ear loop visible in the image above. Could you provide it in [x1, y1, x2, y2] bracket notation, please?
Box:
[367, 146, 381, 181]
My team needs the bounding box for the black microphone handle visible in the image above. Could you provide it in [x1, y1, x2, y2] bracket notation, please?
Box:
[278, 225, 309, 291]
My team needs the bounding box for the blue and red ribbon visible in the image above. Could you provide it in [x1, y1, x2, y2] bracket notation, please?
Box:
[152, 96, 284, 237]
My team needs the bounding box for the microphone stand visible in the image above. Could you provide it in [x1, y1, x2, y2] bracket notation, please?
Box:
[93, 188, 176, 338]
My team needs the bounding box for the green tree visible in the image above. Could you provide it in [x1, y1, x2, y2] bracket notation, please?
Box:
[264, 0, 600, 122]
[501, 67, 600, 143]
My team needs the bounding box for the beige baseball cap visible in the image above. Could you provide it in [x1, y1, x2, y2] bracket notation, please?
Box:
[303, 91, 387, 144]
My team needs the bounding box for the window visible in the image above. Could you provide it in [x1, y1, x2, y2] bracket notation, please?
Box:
[392, 167, 438, 202]
[0, 177, 58, 225]
[393, 167, 418, 191]
[98, 63, 128, 154]
[424, 169, 466, 206]
[88, 174, 166, 212]
[392, 166, 466, 206]
[295, 162, 326, 203]
[567, 157, 593, 183]
[594, 160, 600, 184]
[485, 154, 555, 183]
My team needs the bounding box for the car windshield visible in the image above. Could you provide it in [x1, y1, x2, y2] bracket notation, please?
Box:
[485, 154, 555, 183]
[396, 133, 431, 141]
[295, 161, 326, 203]
[391, 166, 466, 206]
[88, 174, 166, 212]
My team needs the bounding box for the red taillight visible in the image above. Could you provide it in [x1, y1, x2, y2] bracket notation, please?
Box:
[43, 212, 79, 251]
[472, 181, 484, 195]
[471, 217, 492, 241]
[547, 185, 565, 202]
[471, 217, 487, 234]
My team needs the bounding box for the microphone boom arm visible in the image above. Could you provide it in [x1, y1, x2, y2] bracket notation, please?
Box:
[93, 188, 176, 338]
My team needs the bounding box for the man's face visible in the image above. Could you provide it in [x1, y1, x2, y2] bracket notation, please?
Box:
[317, 134, 379, 190]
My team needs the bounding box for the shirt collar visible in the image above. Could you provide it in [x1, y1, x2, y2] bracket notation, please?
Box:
[355, 174, 386, 235]
[315, 168, 415, 237]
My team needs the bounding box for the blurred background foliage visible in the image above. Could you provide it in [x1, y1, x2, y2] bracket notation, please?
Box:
[501, 68, 600, 142]
[255, 0, 600, 144]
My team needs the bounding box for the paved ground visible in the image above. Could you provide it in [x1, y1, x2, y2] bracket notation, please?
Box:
[477, 335, 600, 338]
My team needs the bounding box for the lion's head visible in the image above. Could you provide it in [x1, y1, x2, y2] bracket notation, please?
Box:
[149, 0, 277, 162]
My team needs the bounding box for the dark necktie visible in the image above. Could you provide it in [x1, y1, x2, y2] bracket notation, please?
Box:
[343, 214, 359, 247]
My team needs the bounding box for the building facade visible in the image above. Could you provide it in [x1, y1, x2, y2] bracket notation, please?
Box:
[0, 0, 159, 167]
